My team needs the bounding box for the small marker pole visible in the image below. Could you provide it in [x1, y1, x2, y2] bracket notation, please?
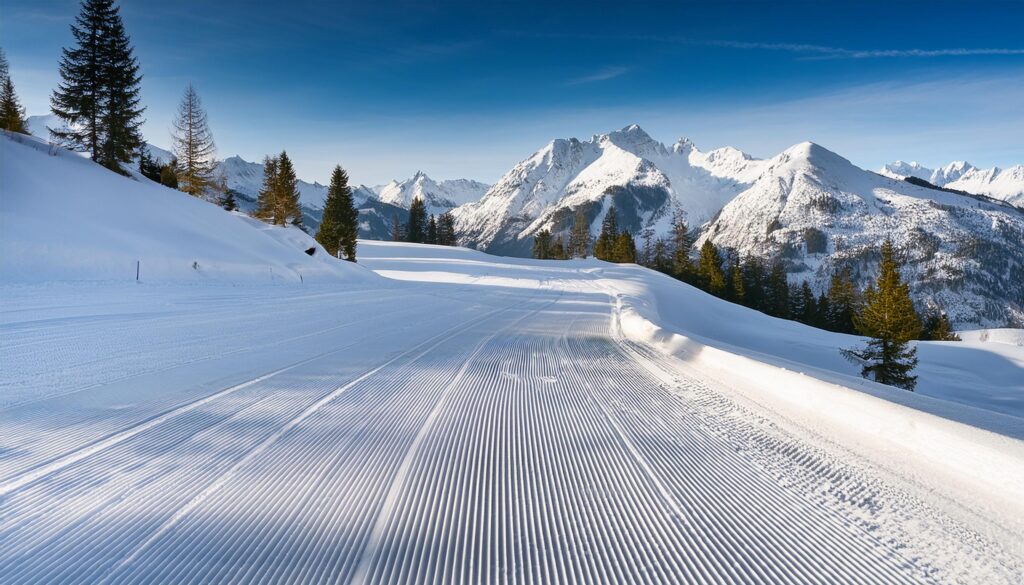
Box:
[136, 260, 140, 282]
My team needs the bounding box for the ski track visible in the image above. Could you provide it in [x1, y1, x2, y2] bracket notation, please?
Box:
[0, 282, 967, 583]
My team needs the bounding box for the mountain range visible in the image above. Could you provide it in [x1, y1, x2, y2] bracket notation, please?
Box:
[24, 115, 1024, 325]
[880, 161, 1024, 207]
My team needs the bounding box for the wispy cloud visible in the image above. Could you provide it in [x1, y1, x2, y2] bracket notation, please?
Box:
[701, 40, 1024, 59]
[566, 66, 629, 86]
[515, 32, 1024, 60]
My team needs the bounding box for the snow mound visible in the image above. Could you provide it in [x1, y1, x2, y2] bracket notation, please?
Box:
[0, 132, 373, 284]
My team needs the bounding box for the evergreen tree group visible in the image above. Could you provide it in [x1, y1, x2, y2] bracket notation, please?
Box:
[591, 206, 637, 263]
[567, 209, 591, 259]
[255, 151, 302, 228]
[531, 228, 568, 260]
[0, 49, 28, 134]
[50, 0, 144, 173]
[405, 197, 427, 243]
[315, 165, 359, 261]
[635, 231, 951, 391]
[171, 84, 217, 196]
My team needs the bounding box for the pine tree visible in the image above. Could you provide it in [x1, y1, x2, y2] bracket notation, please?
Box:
[827, 268, 860, 333]
[670, 210, 694, 282]
[550, 236, 567, 259]
[171, 84, 217, 196]
[728, 257, 745, 305]
[97, 8, 144, 170]
[391, 211, 403, 241]
[220, 189, 238, 211]
[426, 214, 438, 245]
[255, 155, 279, 223]
[846, 240, 922, 390]
[159, 158, 179, 189]
[594, 206, 619, 261]
[437, 211, 457, 246]
[315, 165, 359, 260]
[405, 197, 427, 243]
[612, 231, 636, 263]
[532, 229, 553, 260]
[796, 281, 817, 325]
[51, 0, 144, 172]
[921, 309, 961, 341]
[742, 256, 767, 312]
[138, 148, 161, 181]
[816, 292, 831, 329]
[767, 260, 790, 318]
[0, 50, 28, 134]
[697, 241, 726, 296]
[568, 209, 591, 258]
[651, 238, 670, 273]
[277, 151, 302, 227]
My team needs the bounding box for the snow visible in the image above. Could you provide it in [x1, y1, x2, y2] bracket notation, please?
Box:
[2, 130, 1024, 583]
[376, 171, 489, 215]
[701, 141, 1024, 326]
[0, 132, 369, 284]
[880, 158, 1024, 207]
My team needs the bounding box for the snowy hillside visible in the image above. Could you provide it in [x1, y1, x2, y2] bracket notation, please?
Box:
[27, 114, 174, 166]
[452, 125, 765, 256]
[376, 171, 489, 215]
[881, 159, 1024, 207]
[0, 132, 370, 283]
[700, 142, 1024, 325]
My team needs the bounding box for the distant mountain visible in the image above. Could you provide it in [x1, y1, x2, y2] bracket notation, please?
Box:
[702, 142, 1024, 325]
[453, 124, 765, 256]
[880, 160, 1024, 207]
[377, 171, 489, 215]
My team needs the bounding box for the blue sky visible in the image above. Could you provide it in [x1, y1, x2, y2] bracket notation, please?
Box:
[2, 0, 1023, 185]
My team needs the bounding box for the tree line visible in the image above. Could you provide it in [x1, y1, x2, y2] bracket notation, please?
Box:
[533, 205, 958, 390]
[391, 197, 458, 246]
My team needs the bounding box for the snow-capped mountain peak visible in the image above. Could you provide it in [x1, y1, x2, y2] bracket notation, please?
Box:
[376, 171, 489, 215]
[879, 157, 1023, 207]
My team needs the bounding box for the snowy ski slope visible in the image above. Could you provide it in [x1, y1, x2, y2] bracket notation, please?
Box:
[2, 243, 1022, 583]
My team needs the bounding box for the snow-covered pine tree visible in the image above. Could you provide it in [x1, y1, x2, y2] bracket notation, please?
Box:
[846, 239, 922, 390]
[171, 84, 217, 196]
[315, 165, 358, 261]
[568, 209, 590, 258]
[405, 197, 427, 243]
[51, 0, 144, 172]
[0, 50, 28, 134]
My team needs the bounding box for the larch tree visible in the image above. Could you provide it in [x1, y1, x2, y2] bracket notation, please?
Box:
[171, 84, 217, 196]
[51, 0, 144, 172]
[846, 239, 922, 391]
